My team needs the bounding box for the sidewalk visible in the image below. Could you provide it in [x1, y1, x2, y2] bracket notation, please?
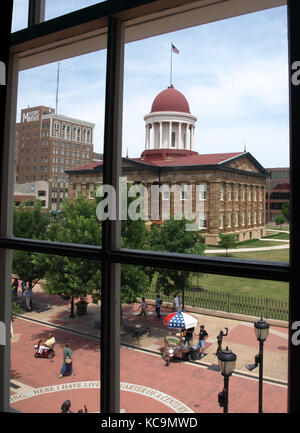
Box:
[13, 287, 289, 385]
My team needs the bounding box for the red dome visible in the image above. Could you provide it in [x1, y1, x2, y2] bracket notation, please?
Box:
[151, 85, 190, 113]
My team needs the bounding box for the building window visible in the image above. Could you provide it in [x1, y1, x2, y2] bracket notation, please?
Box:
[76, 184, 82, 198]
[248, 211, 251, 225]
[227, 184, 232, 201]
[235, 184, 239, 201]
[235, 211, 239, 227]
[89, 184, 95, 199]
[199, 183, 207, 201]
[199, 212, 206, 229]
[219, 183, 224, 201]
[219, 212, 223, 229]
[242, 185, 245, 201]
[181, 184, 187, 200]
[248, 186, 251, 201]
[171, 131, 176, 147]
[227, 211, 231, 228]
[242, 211, 245, 226]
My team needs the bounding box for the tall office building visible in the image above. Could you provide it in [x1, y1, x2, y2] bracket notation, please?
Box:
[14, 105, 95, 210]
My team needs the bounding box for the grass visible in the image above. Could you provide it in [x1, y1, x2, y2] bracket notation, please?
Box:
[263, 232, 290, 240]
[196, 247, 290, 303]
[191, 273, 288, 302]
[266, 225, 290, 232]
[206, 238, 289, 250]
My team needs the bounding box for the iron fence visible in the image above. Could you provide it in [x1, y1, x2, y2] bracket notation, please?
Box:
[147, 288, 288, 321]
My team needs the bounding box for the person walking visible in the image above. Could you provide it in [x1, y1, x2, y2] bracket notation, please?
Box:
[197, 325, 208, 357]
[24, 286, 32, 311]
[59, 343, 75, 378]
[138, 297, 147, 318]
[11, 278, 18, 300]
[155, 295, 162, 318]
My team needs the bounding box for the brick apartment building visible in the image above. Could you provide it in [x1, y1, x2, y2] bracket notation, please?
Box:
[66, 86, 268, 244]
[265, 167, 290, 224]
[14, 105, 95, 211]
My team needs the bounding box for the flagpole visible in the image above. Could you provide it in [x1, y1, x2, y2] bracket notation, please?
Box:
[170, 42, 172, 86]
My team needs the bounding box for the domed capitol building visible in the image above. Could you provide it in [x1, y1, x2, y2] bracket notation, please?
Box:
[66, 85, 267, 244]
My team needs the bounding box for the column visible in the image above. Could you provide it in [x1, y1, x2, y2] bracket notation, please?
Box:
[159, 122, 162, 148]
[169, 121, 172, 148]
[145, 125, 148, 149]
[178, 122, 181, 149]
[191, 126, 195, 150]
[185, 123, 188, 149]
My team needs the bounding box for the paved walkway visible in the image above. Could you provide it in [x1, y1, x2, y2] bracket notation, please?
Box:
[10, 288, 288, 413]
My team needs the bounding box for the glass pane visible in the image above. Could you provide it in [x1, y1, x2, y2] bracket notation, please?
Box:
[45, 0, 105, 21]
[10, 254, 101, 413]
[12, 0, 28, 32]
[120, 265, 288, 413]
[119, 6, 289, 263]
[14, 50, 106, 245]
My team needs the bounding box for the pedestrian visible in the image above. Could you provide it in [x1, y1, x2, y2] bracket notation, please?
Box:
[155, 295, 162, 318]
[138, 297, 147, 318]
[196, 325, 208, 357]
[176, 293, 182, 311]
[59, 343, 75, 378]
[11, 278, 18, 300]
[61, 400, 73, 413]
[21, 280, 27, 296]
[172, 294, 179, 312]
[24, 286, 32, 311]
[216, 327, 228, 356]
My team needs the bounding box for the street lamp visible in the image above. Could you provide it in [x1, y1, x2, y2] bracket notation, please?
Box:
[246, 318, 269, 413]
[217, 346, 237, 413]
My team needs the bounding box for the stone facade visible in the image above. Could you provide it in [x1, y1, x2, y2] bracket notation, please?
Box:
[66, 152, 267, 245]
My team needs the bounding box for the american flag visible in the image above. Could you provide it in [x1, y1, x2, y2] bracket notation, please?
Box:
[171, 44, 179, 54]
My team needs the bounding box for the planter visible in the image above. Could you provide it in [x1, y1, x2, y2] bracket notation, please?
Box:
[76, 301, 88, 316]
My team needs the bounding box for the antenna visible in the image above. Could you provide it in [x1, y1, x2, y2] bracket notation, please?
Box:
[55, 61, 60, 114]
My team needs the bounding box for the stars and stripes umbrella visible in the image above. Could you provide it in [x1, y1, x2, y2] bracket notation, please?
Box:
[164, 311, 198, 330]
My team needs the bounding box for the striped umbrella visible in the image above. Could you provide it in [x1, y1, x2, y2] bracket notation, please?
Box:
[164, 311, 198, 330]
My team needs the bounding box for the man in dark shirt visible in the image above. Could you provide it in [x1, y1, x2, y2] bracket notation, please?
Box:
[197, 325, 208, 356]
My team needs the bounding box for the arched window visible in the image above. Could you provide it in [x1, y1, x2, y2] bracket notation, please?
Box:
[72, 125, 77, 140]
[83, 128, 86, 143]
[77, 126, 81, 142]
[61, 123, 66, 139]
[66, 124, 71, 140]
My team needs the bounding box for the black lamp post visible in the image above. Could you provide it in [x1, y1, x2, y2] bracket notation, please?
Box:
[217, 346, 237, 413]
[246, 318, 269, 413]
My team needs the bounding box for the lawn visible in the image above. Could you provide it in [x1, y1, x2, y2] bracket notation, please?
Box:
[192, 273, 289, 302]
[196, 247, 289, 303]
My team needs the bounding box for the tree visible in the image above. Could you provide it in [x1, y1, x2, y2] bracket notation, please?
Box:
[281, 202, 289, 223]
[276, 215, 286, 230]
[120, 187, 151, 306]
[150, 218, 206, 303]
[13, 199, 50, 288]
[43, 197, 102, 317]
[218, 233, 238, 256]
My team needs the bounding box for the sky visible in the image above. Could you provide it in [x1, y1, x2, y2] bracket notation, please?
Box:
[12, 1, 289, 168]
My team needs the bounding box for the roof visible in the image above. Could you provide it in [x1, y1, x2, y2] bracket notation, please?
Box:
[66, 150, 266, 176]
[135, 150, 244, 167]
[151, 86, 190, 114]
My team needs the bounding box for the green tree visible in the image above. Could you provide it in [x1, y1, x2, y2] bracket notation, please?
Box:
[281, 202, 289, 223]
[120, 186, 150, 306]
[13, 199, 51, 288]
[218, 233, 238, 256]
[42, 197, 102, 317]
[276, 215, 286, 230]
[150, 218, 206, 300]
